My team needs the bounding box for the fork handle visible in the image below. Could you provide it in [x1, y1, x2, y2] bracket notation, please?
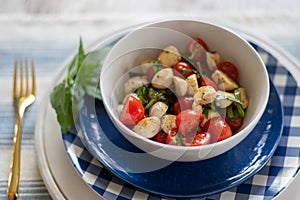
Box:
[7, 113, 24, 200]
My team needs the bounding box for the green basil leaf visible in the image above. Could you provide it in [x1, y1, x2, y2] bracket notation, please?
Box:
[153, 60, 162, 74]
[233, 89, 245, 117]
[135, 84, 150, 105]
[67, 55, 79, 84]
[50, 82, 75, 134]
[234, 89, 241, 100]
[216, 95, 242, 105]
[77, 37, 86, 72]
[172, 134, 184, 146]
[235, 102, 245, 117]
[227, 105, 234, 119]
[50, 38, 111, 134]
[75, 48, 110, 100]
[71, 83, 85, 121]
[203, 105, 210, 119]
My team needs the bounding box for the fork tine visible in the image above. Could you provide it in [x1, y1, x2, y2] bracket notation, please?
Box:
[13, 59, 36, 100]
[13, 61, 18, 101]
[20, 60, 24, 97]
[31, 60, 36, 96]
[25, 59, 29, 96]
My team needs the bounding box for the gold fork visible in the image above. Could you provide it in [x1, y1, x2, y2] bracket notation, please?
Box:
[7, 59, 36, 200]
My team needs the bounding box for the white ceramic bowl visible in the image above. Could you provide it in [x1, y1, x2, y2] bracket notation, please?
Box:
[100, 19, 269, 162]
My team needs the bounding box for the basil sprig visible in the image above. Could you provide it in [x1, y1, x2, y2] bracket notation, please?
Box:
[50, 38, 110, 133]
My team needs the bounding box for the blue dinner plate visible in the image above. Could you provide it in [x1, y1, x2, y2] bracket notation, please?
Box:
[79, 79, 283, 198]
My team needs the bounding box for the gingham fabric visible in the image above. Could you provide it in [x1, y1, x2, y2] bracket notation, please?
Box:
[62, 41, 300, 200]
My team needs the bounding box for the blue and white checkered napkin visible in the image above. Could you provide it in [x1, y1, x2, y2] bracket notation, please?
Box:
[63, 42, 300, 200]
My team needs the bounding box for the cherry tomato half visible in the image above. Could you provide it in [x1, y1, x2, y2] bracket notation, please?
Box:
[186, 37, 209, 52]
[225, 115, 243, 131]
[200, 75, 219, 91]
[153, 131, 167, 144]
[119, 95, 145, 125]
[173, 96, 194, 115]
[176, 110, 204, 136]
[173, 62, 193, 78]
[203, 117, 232, 142]
[217, 61, 239, 82]
[185, 131, 211, 146]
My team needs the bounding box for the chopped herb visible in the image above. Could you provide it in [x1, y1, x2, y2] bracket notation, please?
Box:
[195, 61, 203, 77]
[172, 134, 184, 146]
[227, 104, 242, 119]
[181, 68, 193, 76]
[203, 105, 210, 119]
[187, 52, 194, 60]
[218, 78, 223, 85]
[215, 95, 242, 105]
[235, 102, 245, 117]
[135, 84, 150, 105]
[144, 87, 176, 110]
[153, 60, 162, 74]
[202, 103, 217, 118]
[227, 105, 234, 119]
[181, 52, 203, 78]
[233, 89, 245, 117]
[234, 89, 241, 101]
[210, 102, 216, 111]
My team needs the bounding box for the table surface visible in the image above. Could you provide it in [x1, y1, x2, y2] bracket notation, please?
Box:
[0, 2, 300, 199]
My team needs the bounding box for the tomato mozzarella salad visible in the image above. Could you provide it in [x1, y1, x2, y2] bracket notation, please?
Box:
[117, 37, 249, 146]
